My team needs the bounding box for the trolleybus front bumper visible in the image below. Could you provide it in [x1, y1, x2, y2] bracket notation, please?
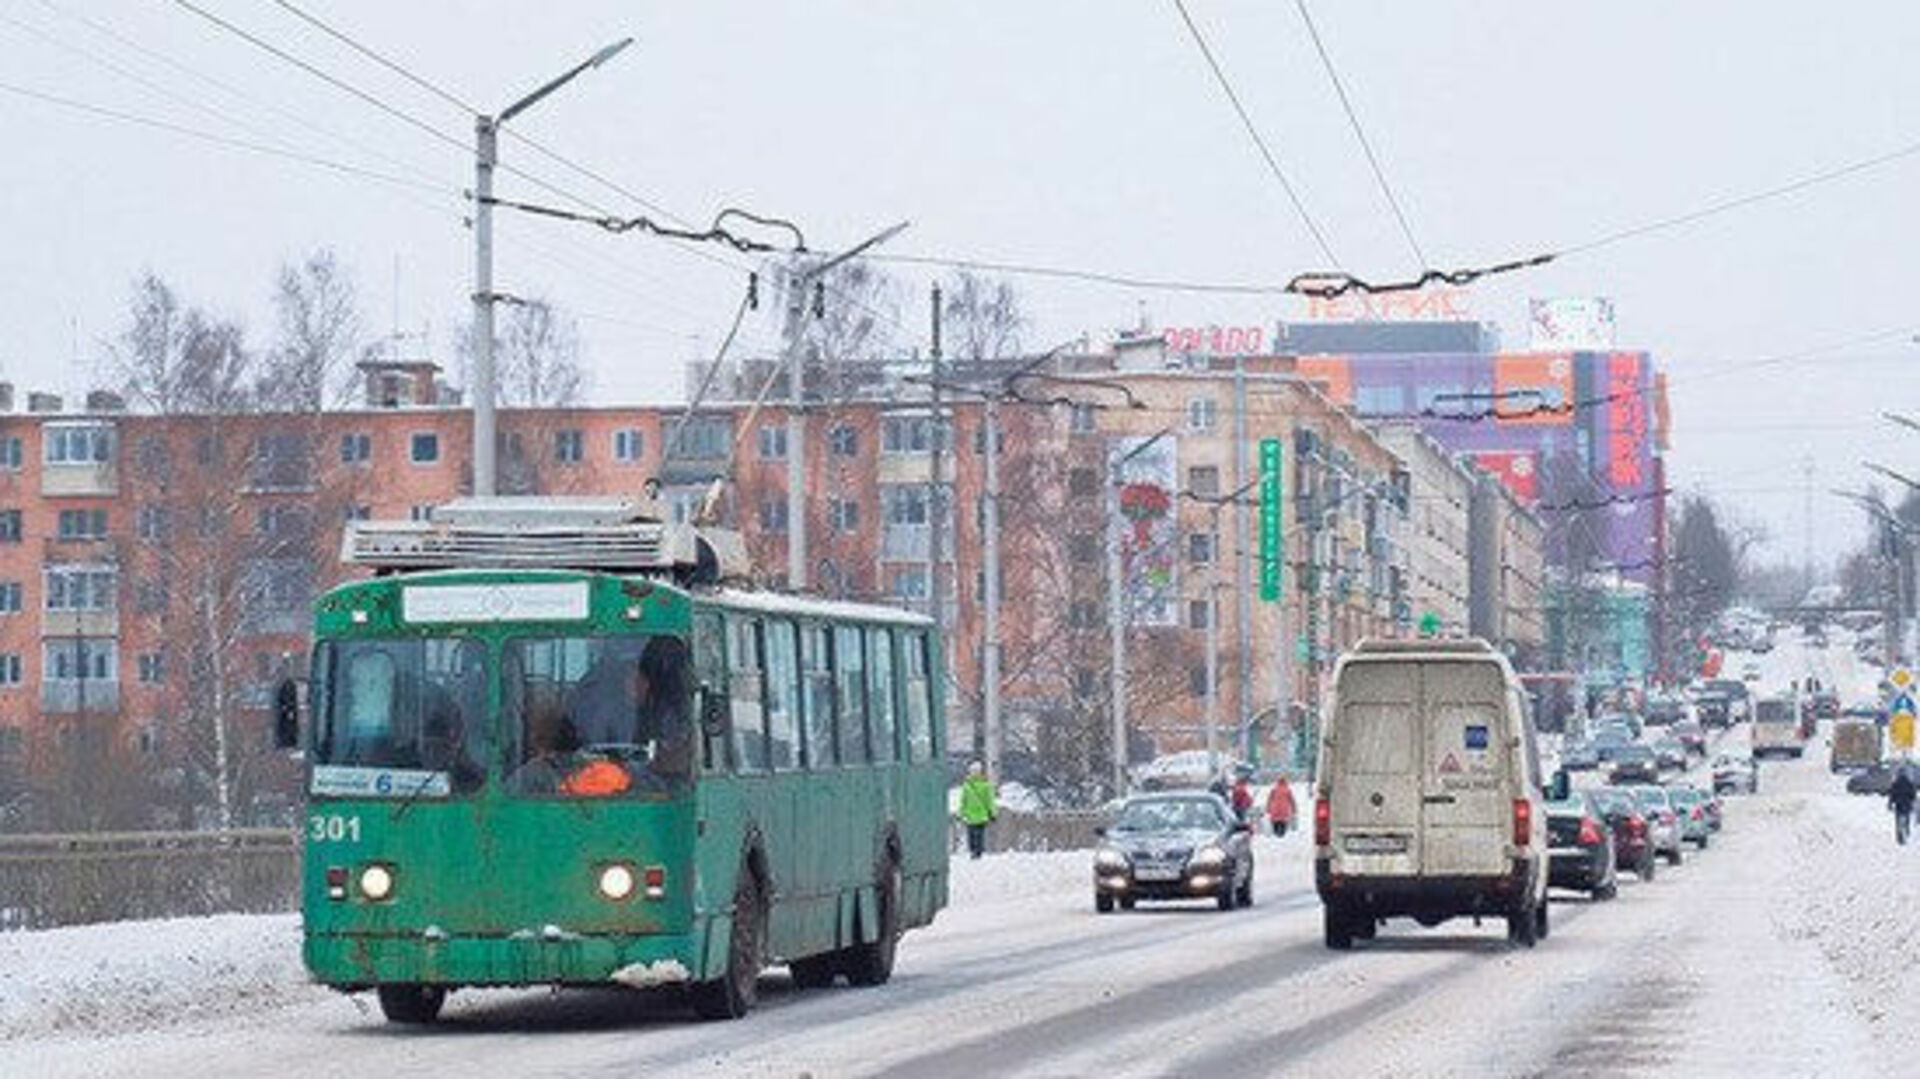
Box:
[305, 928, 706, 990]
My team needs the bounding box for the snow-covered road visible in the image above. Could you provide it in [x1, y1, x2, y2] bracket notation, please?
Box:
[4, 631, 1914, 1078]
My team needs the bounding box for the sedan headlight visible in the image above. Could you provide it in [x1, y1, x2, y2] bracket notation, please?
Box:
[1188, 845, 1228, 870]
[1094, 847, 1130, 871]
[358, 864, 394, 901]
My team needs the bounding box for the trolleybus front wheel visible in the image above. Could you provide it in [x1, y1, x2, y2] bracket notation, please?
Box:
[377, 984, 446, 1025]
[692, 867, 766, 1021]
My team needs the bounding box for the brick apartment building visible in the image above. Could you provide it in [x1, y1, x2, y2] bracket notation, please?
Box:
[0, 343, 1552, 826]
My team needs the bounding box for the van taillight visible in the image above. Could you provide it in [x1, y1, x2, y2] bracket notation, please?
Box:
[1578, 817, 1603, 846]
[1512, 799, 1531, 846]
[1314, 797, 1331, 846]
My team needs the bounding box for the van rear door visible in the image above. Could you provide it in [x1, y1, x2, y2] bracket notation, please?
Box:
[1328, 661, 1421, 876]
[1419, 660, 1512, 878]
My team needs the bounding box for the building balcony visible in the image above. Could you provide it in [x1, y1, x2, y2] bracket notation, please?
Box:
[41, 679, 120, 714]
[41, 461, 118, 497]
[43, 608, 119, 638]
[880, 524, 958, 563]
[876, 453, 956, 486]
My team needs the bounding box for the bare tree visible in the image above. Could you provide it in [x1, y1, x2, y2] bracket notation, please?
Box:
[941, 270, 1026, 362]
[259, 248, 364, 412]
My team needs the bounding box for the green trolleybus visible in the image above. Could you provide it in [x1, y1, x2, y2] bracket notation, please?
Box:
[275, 498, 949, 1023]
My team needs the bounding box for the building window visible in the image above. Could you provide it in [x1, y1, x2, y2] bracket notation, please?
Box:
[1073, 666, 1097, 697]
[136, 724, 160, 756]
[1068, 468, 1099, 497]
[56, 508, 108, 541]
[612, 428, 643, 462]
[255, 504, 302, 536]
[829, 497, 860, 532]
[830, 425, 860, 457]
[137, 653, 165, 684]
[0, 511, 19, 543]
[973, 425, 1004, 455]
[137, 505, 168, 542]
[1186, 398, 1217, 431]
[0, 581, 18, 613]
[1069, 534, 1101, 564]
[1188, 532, 1215, 565]
[0, 436, 20, 470]
[194, 434, 223, 467]
[891, 566, 930, 602]
[46, 566, 116, 611]
[409, 432, 439, 464]
[135, 578, 168, 614]
[1188, 600, 1210, 630]
[671, 417, 729, 459]
[409, 504, 434, 522]
[344, 504, 371, 522]
[339, 433, 371, 464]
[1188, 465, 1220, 498]
[45, 423, 113, 464]
[44, 639, 113, 682]
[0, 725, 20, 756]
[755, 425, 787, 461]
[882, 415, 942, 455]
[0, 654, 20, 685]
[1069, 403, 1098, 434]
[554, 429, 584, 464]
[758, 497, 789, 534]
[1356, 385, 1409, 416]
[1189, 666, 1209, 697]
[1069, 601, 1100, 629]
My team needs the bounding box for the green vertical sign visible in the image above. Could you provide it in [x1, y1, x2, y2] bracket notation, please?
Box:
[1259, 437, 1283, 602]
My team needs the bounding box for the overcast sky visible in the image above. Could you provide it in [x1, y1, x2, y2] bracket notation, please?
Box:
[2, 1, 1917, 567]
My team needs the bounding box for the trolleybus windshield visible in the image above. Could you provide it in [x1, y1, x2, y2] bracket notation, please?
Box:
[504, 634, 693, 797]
[310, 637, 487, 797]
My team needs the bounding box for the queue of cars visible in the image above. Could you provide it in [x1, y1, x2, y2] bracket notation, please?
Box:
[1091, 636, 1746, 953]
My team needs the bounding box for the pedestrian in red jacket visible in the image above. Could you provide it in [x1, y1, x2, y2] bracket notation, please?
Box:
[1266, 775, 1297, 837]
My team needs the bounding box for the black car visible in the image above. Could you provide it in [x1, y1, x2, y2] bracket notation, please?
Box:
[1561, 740, 1600, 771]
[1608, 744, 1661, 785]
[1093, 793, 1254, 912]
[1847, 762, 1912, 796]
[1694, 694, 1731, 729]
[1546, 794, 1619, 899]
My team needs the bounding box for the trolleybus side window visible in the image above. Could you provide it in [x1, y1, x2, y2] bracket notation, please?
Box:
[904, 630, 933, 762]
[765, 618, 801, 771]
[835, 625, 870, 764]
[727, 617, 767, 773]
[869, 626, 899, 763]
[801, 623, 837, 769]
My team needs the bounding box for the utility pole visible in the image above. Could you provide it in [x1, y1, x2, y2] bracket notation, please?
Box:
[1231, 359, 1254, 750]
[469, 37, 633, 498]
[1109, 427, 1175, 796]
[983, 388, 1003, 779]
[1205, 501, 1226, 767]
[1802, 455, 1814, 598]
[928, 286, 949, 740]
[785, 288, 808, 589]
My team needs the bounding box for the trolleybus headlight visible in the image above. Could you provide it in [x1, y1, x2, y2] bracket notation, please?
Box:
[358, 864, 395, 901]
[598, 863, 637, 901]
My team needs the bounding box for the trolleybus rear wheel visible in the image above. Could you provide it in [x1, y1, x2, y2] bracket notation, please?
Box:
[844, 859, 901, 987]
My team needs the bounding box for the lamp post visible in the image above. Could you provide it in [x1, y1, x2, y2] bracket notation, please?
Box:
[471, 37, 634, 497]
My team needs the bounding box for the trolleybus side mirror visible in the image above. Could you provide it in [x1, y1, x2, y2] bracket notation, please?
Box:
[273, 678, 301, 750]
[700, 690, 728, 739]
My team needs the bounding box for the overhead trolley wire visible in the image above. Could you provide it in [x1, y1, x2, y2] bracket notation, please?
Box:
[1169, 0, 1339, 267]
[1291, 0, 1425, 268]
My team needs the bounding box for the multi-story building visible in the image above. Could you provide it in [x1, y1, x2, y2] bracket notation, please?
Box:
[1469, 469, 1547, 666]
[1370, 422, 1473, 637]
[0, 340, 1552, 824]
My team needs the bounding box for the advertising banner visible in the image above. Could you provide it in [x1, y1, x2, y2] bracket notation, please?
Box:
[1113, 435, 1180, 626]
[1528, 297, 1616, 350]
[1472, 450, 1540, 503]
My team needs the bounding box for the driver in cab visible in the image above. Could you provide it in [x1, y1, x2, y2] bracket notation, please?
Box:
[518, 641, 690, 796]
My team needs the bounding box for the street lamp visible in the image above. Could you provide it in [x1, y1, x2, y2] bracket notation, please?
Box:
[472, 37, 634, 497]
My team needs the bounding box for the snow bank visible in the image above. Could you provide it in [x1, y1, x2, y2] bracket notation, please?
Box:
[0, 912, 323, 1042]
[1777, 785, 1920, 1053]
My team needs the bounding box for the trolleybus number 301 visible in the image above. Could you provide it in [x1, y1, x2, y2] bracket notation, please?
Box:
[308, 814, 363, 843]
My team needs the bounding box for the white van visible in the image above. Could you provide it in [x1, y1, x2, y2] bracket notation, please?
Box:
[1313, 639, 1549, 949]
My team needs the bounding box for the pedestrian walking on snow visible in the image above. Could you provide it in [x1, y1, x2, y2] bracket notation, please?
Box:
[1890, 767, 1916, 846]
[958, 760, 997, 859]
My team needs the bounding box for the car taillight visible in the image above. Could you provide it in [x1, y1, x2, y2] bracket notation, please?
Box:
[1314, 797, 1331, 846]
[1692, 807, 1704, 821]
[1579, 817, 1603, 845]
[1628, 815, 1646, 836]
[1512, 799, 1532, 846]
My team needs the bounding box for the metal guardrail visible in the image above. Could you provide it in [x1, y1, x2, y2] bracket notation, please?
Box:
[952, 809, 1108, 854]
[0, 828, 298, 931]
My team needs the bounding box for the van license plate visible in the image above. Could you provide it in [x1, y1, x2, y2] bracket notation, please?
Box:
[1343, 835, 1409, 854]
